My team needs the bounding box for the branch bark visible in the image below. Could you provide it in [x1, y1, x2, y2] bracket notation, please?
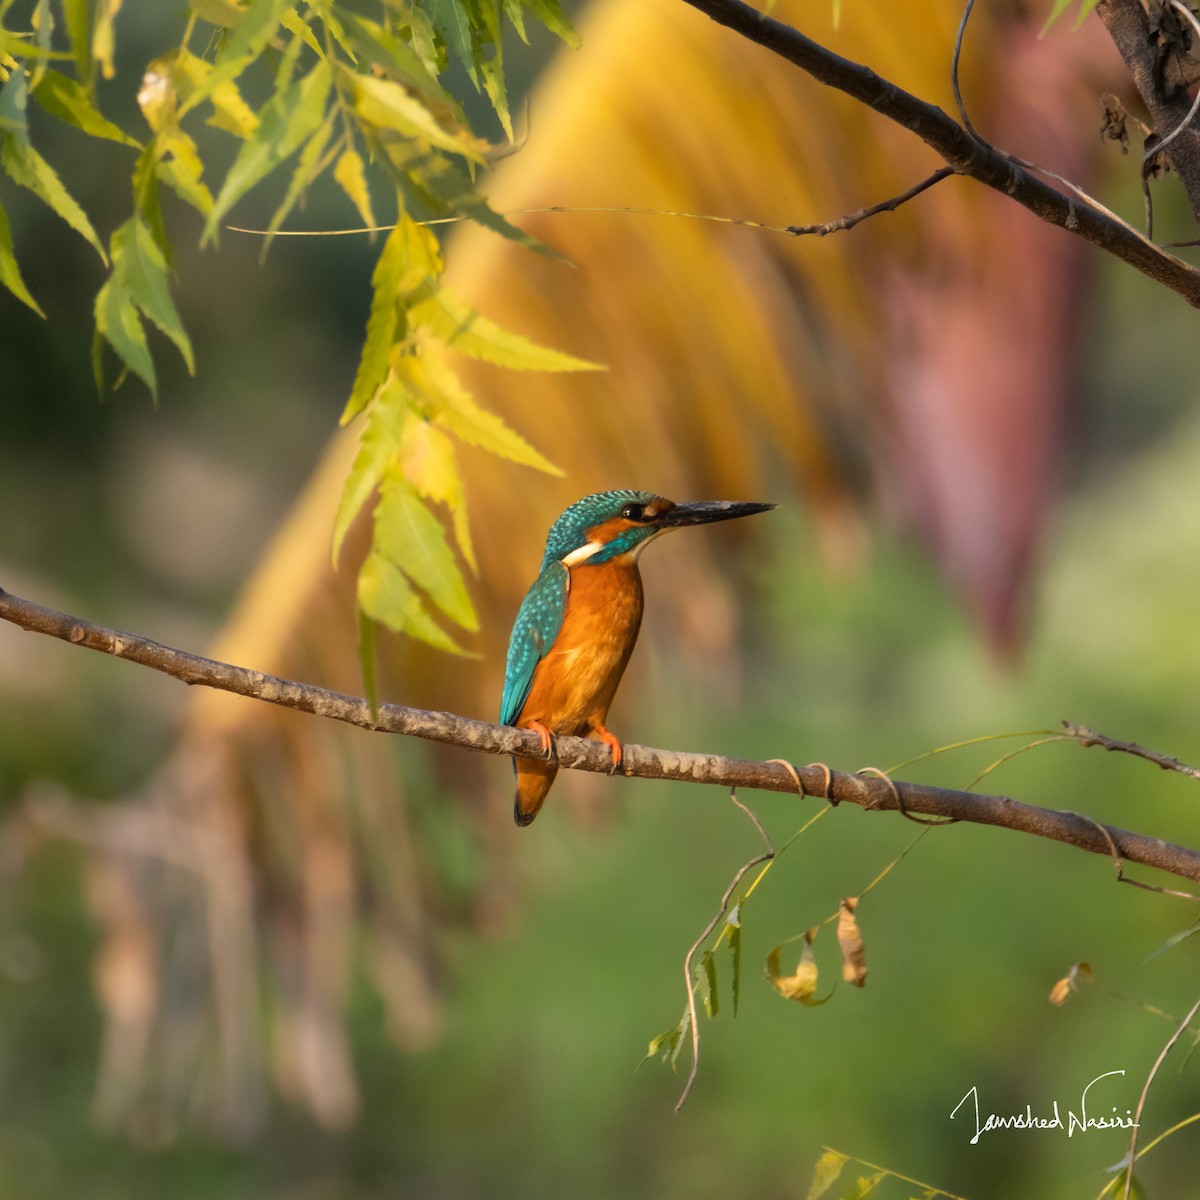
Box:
[675, 0, 1200, 307]
[4, 585, 1200, 885]
[1096, 0, 1200, 221]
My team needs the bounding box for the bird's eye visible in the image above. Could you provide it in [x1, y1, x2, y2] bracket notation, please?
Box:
[621, 503, 644, 521]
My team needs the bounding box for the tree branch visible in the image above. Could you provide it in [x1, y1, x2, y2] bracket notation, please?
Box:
[1096, 0, 1200, 224]
[676, 0, 1200, 307]
[4, 585, 1200, 885]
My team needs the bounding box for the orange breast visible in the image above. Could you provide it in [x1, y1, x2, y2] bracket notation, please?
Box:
[518, 560, 644, 737]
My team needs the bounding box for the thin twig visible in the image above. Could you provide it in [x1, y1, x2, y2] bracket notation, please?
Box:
[676, 790, 774, 1111]
[5, 586, 1200, 884]
[1122, 992, 1200, 1200]
[785, 167, 954, 237]
[1063, 721, 1200, 781]
[951, 0, 984, 143]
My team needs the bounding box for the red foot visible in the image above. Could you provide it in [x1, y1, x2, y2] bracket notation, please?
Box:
[593, 724, 623, 774]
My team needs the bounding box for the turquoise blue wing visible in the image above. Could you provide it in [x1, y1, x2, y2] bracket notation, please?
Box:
[500, 561, 569, 726]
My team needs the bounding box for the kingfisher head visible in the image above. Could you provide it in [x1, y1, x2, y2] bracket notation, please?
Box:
[541, 489, 775, 570]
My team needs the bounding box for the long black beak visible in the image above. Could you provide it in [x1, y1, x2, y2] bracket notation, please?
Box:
[655, 500, 776, 528]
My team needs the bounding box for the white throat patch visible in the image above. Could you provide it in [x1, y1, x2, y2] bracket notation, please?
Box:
[561, 540, 604, 567]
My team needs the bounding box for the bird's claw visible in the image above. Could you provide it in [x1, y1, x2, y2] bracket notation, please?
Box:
[528, 720, 558, 765]
[593, 725, 623, 776]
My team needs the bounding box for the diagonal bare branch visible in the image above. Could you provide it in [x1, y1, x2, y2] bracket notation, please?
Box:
[676, 0, 1200, 306]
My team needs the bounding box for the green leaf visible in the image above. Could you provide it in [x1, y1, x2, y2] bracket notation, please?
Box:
[375, 473, 477, 632]
[411, 288, 601, 372]
[30, 0, 54, 90]
[341, 219, 443, 424]
[0, 196, 43, 315]
[641, 1014, 688, 1070]
[728, 904, 742, 1017]
[395, 147, 554, 255]
[521, 0, 579, 46]
[111, 214, 194, 372]
[805, 1150, 850, 1200]
[94, 273, 154, 393]
[415, 354, 561, 474]
[0, 135, 106, 261]
[179, 0, 291, 117]
[342, 13, 458, 111]
[357, 548, 468, 654]
[204, 58, 331, 241]
[429, 0, 475, 79]
[701, 950, 718, 1018]
[333, 376, 407, 565]
[0, 65, 29, 142]
[351, 72, 487, 163]
[61, 0, 92, 84]
[263, 110, 337, 244]
[32, 68, 140, 145]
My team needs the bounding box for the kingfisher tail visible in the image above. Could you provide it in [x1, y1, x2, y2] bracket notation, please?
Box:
[514, 758, 558, 826]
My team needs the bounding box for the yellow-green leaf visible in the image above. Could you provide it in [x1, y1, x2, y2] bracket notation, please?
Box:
[411, 287, 602, 372]
[0, 135, 106, 262]
[333, 145, 375, 230]
[411, 354, 560, 475]
[805, 1150, 850, 1200]
[398, 410, 475, 570]
[205, 59, 331, 241]
[280, 7, 323, 57]
[351, 72, 488, 163]
[156, 128, 214, 216]
[357, 549, 468, 655]
[264, 111, 336, 245]
[92, 0, 123, 81]
[188, 0, 246, 28]
[333, 376, 407, 565]
[837, 1172, 886, 1199]
[341, 219, 442, 424]
[179, 0, 290, 118]
[0, 197, 43, 315]
[32, 68, 139, 145]
[374, 474, 477, 632]
[207, 78, 259, 138]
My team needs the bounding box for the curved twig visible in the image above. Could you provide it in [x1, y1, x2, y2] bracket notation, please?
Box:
[4, 586, 1200, 885]
[1122, 992, 1200, 1200]
[676, 790, 774, 1111]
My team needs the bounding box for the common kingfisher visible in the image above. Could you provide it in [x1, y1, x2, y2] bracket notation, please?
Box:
[500, 489, 774, 826]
